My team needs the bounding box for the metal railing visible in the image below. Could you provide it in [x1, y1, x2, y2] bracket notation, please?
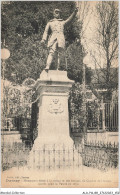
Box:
[28, 144, 82, 171]
[70, 102, 118, 133]
[105, 102, 118, 131]
[2, 138, 119, 172]
[82, 141, 119, 171]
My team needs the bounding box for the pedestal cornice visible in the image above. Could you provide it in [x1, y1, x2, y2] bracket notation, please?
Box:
[34, 70, 74, 90]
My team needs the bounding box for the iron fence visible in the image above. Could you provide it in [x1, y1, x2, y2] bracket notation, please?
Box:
[28, 144, 82, 171]
[82, 141, 119, 171]
[1, 140, 31, 171]
[105, 102, 118, 131]
[2, 137, 119, 172]
[70, 101, 118, 133]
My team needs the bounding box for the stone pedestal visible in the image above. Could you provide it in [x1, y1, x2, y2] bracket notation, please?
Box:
[28, 71, 83, 169]
[33, 70, 74, 147]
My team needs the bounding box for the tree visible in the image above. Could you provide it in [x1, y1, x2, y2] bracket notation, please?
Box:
[65, 41, 92, 84]
[1, 1, 81, 84]
[76, 1, 93, 40]
[90, 1, 118, 96]
[69, 83, 84, 132]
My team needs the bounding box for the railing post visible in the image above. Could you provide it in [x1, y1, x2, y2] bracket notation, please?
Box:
[101, 98, 105, 131]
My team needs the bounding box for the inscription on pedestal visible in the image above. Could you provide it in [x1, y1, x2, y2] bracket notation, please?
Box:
[48, 99, 63, 114]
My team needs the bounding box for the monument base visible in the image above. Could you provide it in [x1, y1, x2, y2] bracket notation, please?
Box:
[28, 70, 80, 169]
[33, 70, 74, 146]
[32, 136, 73, 149]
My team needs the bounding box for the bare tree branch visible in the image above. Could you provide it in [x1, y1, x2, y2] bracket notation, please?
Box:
[89, 1, 118, 93]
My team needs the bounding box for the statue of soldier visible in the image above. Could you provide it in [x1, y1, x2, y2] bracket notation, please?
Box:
[41, 8, 78, 71]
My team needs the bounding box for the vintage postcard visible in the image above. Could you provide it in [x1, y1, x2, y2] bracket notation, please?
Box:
[1, 1, 119, 189]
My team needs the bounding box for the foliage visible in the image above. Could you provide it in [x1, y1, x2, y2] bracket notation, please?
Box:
[1, 82, 33, 120]
[1, 1, 82, 84]
[66, 41, 92, 83]
[87, 100, 100, 129]
[69, 83, 85, 132]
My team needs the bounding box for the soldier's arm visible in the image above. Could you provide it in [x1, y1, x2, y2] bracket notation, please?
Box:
[64, 8, 78, 25]
[41, 22, 50, 42]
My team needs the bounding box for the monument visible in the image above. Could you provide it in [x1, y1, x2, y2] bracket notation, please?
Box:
[33, 8, 78, 146]
[29, 8, 80, 168]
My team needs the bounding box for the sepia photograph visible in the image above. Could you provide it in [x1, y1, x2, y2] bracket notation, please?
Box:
[1, 1, 119, 189]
